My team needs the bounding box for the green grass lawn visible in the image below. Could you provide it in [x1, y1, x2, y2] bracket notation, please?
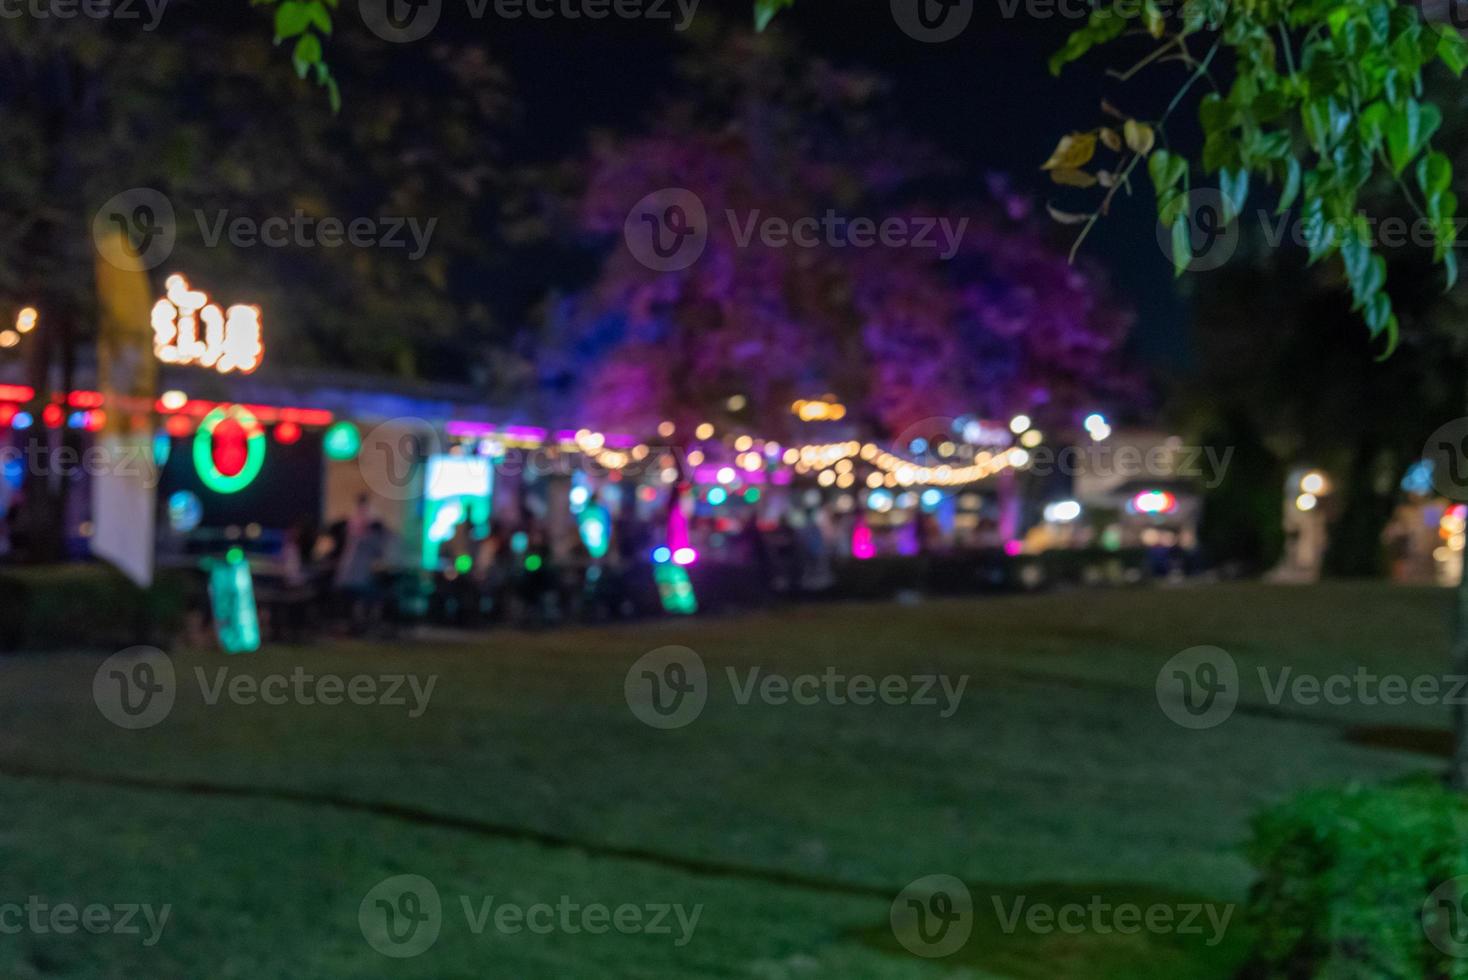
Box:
[0, 582, 1451, 978]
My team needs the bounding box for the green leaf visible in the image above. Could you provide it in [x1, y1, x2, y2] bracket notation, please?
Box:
[1363, 291, 1392, 335]
[1302, 97, 1350, 153]
[1375, 313, 1400, 358]
[1416, 150, 1453, 198]
[1198, 93, 1234, 134]
[1443, 248, 1460, 292]
[1143, 0, 1165, 37]
[1159, 188, 1190, 227]
[1249, 130, 1292, 162]
[274, 0, 311, 40]
[1342, 238, 1386, 311]
[292, 33, 322, 78]
[1301, 196, 1337, 264]
[1386, 99, 1441, 175]
[1171, 214, 1191, 278]
[307, 0, 332, 33]
[1277, 157, 1302, 214]
[1428, 189, 1458, 257]
[1357, 101, 1389, 152]
[1434, 24, 1468, 76]
[1219, 168, 1249, 223]
[1365, 0, 1391, 41]
[754, 0, 795, 31]
[1357, 254, 1388, 307]
[1049, 9, 1129, 75]
[1251, 91, 1290, 125]
[1201, 131, 1236, 172]
[1341, 233, 1371, 291]
[1331, 142, 1373, 191]
[1148, 149, 1187, 196]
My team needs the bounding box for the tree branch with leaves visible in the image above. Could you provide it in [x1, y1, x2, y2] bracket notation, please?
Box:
[252, 0, 341, 110]
[1044, 0, 1467, 354]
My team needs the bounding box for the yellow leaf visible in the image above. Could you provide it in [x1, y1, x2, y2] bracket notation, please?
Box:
[1124, 120, 1155, 155]
[1041, 132, 1097, 171]
[1099, 127, 1122, 152]
[1050, 167, 1099, 188]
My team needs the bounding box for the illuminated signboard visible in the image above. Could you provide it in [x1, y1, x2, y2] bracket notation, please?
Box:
[208, 552, 261, 654]
[422, 454, 493, 570]
[152, 274, 263, 374]
[194, 406, 266, 494]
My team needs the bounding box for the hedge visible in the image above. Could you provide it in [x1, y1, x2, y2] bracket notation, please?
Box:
[1244, 780, 1468, 979]
[0, 562, 193, 651]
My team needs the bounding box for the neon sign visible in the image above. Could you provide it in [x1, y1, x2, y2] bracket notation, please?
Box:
[194, 406, 266, 494]
[152, 274, 263, 374]
[208, 552, 261, 654]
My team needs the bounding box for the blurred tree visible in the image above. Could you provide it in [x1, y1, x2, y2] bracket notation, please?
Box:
[0, 5, 512, 556]
[1174, 232, 1464, 576]
[545, 29, 1139, 445]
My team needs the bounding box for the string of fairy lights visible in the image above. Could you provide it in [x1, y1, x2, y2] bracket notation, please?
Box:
[569, 408, 1049, 489]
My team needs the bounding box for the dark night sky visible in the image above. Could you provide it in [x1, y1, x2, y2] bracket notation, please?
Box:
[473, 0, 1196, 368]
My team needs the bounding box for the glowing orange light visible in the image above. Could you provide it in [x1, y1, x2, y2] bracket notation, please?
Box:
[165, 414, 194, 437]
[42, 404, 63, 428]
[15, 307, 37, 333]
[792, 397, 847, 422]
[274, 421, 302, 445]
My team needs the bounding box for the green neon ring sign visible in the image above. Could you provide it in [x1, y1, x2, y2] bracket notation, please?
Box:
[194, 405, 266, 494]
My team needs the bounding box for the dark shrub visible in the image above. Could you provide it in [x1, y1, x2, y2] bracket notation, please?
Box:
[0, 562, 193, 651]
[1245, 780, 1468, 978]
